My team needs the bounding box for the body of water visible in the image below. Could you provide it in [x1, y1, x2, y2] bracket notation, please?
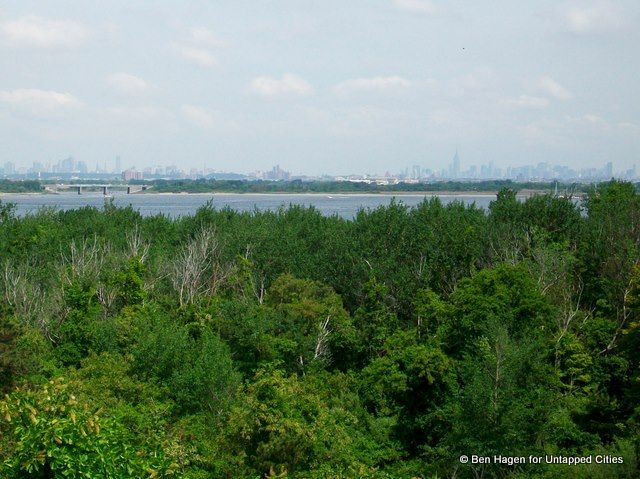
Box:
[1, 192, 510, 219]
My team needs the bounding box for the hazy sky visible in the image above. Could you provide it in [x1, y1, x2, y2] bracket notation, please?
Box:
[1, 1, 639, 175]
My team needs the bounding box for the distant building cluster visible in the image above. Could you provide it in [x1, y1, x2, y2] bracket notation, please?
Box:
[122, 169, 143, 181]
[254, 164, 291, 181]
[1, 156, 115, 178]
[8, 156, 90, 176]
[402, 155, 634, 183]
[0, 154, 637, 184]
[0, 156, 291, 182]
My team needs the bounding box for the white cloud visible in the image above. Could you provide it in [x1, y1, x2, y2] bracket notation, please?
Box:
[563, 2, 625, 34]
[537, 76, 572, 100]
[177, 46, 216, 67]
[189, 27, 225, 47]
[171, 28, 224, 69]
[334, 76, 411, 94]
[502, 95, 550, 109]
[519, 121, 555, 145]
[181, 104, 216, 129]
[0, 88, 82, 117]
[304, 105, 410, 138]
[394, 0, 437, 14]
[518, 117, 589, 146]
[106, 106, 165, 120]
[106, 73, 149, 93]
[250, 74, 313, 97]
[521, 114, 612, 145]
[448, 68, 497, 97]
[567, 113, 609, 129]
[0, 16, 88, 48]
[428, 108, 471, 129]
[619, 121, 640, 132]
[583, 114, 605, 124]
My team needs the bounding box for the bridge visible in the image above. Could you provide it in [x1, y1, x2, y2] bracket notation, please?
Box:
[44, 184, 150, 195]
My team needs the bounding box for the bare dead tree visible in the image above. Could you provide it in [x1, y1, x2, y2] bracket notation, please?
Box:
[126, 225, 150, 263]
[489, 339, 505, 423]
[600, 284, 633, 355]
[96, 283, 119, 312]
[2, 262, 44, 320]
[526, 245, 593, 368]
[1, 262, 61, 340]
[173, 229, 214, 306]
[172, 227, 233, 306]
[313, 315, 332, 362]
[256, 275, 266, 305]
[208, 252, 233, 299]
[412, 252, 430, 287]
[488, 230, 524, 267]
[61, 237, 106, 285]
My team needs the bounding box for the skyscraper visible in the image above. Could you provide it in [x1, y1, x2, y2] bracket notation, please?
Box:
[450, 151, 460, 179]
[604, 161, 613, 178]
[115, 156, 122, 174]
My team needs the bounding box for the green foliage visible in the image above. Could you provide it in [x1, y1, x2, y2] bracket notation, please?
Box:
[442, 263, 554, 356]
[55, 280, 101, 367]
[111, 257, 147, 308]
[448, 325, 559, 456]
[0, 182, 638, 477]
[0, 317, 21, 391]
[0, 199, 17, 223]
[265, 274, 357, 372]
[224, 369, 390, 477]
[120, 305, 240, 414]
[581, 180, 640, 311]
[0, 318, 55, 391]
[168, 329, 241, 414]
[69, 353, 175, 437]
[360, 331, 456, 454]
[353, 278, 399, 364]
[0, 378, 174, 478]
[413, 288, 449, 336]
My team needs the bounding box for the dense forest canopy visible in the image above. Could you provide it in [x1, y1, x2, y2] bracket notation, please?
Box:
[0, 181, 639, 478]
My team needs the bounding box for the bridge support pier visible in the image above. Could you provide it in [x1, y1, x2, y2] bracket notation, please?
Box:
[77, 186, 82, 195]
[102, 186, 108, 195]
[127, 186, 131, 194]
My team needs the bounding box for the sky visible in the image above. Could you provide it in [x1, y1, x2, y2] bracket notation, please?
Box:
[0, 0, 639, 176]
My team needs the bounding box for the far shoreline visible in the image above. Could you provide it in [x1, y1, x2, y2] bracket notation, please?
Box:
[1, 189, 554, 197]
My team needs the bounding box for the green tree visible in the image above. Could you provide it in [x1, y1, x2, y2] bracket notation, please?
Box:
[265, 274, 357, 373]
[224, 369, 386, 477]
[352, 278, 398, 365]
[0, 378, 174, 478]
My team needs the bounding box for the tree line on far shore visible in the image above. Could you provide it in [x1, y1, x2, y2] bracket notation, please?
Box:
[1, 177, 623, 195]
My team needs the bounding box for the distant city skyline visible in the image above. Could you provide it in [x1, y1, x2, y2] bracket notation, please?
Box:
[2, 153, 636, 183]
[1, 2, 639, 174]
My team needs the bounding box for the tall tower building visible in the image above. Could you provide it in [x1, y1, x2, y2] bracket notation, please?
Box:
[115, 156, 122, 174]
[451, 151, 460, 179]
[604, 161, 613, 178]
